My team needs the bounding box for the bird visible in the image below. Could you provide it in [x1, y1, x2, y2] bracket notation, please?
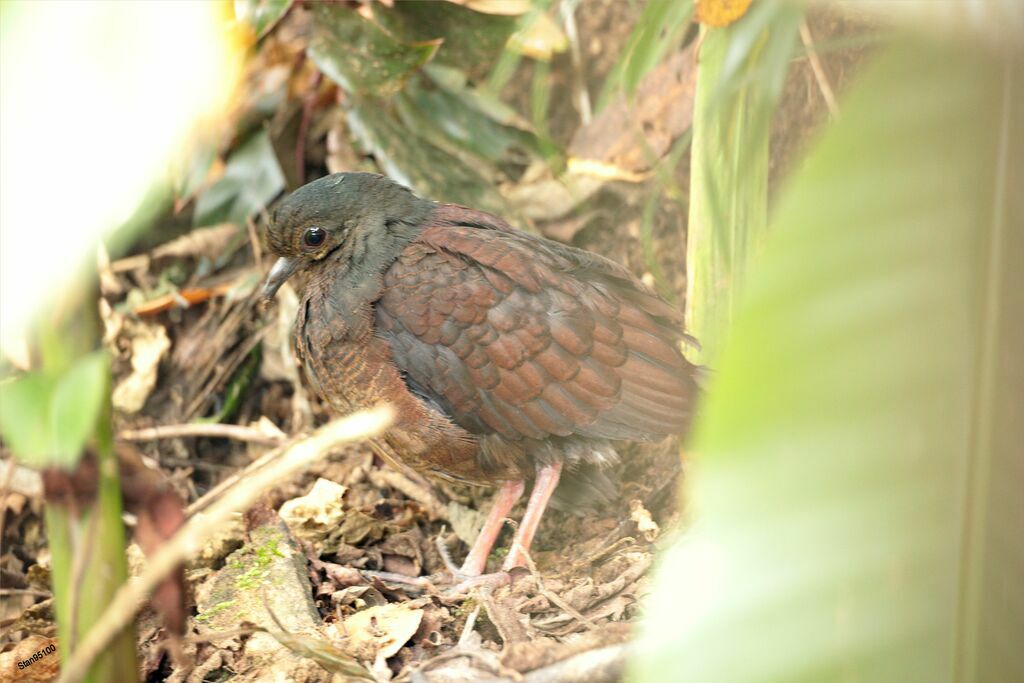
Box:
[262, 172, 697, 583]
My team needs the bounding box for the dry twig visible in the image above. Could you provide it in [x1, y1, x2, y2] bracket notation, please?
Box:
[800, 19, 840, 120]
[520, 546, 599, 632]
[58, 406, 393, 683]
[118, 423, 284, 446]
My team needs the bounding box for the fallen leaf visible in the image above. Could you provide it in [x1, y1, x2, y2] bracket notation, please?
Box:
[338, 603, 423, 660]
[446, 500, 489, 546]
[629, 499, 660, 542]
[0, 634, 59, 682]
[568, 41, 697, 177]
[279, 478, 348, 550]
[112, 321, 170, 413]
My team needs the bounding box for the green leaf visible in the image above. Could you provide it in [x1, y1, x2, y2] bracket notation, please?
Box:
[399, 71, 537, 164]
[0, 372, 55, 467]
[347, 100, 508, 217]
[234, 0, 293, 38]
[633, 36, 1023, 683]
[309, 3, 440, 97]
[0, 352, 109, 468]
[50, 351, 109, 468]
[424, 63, 534, 132]
[596, 0, 694, 112]
[194, 130, 285, 227]
[372, 1, 518, 77]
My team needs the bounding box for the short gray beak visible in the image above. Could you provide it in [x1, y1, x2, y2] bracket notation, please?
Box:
[262, 256, 300, 301]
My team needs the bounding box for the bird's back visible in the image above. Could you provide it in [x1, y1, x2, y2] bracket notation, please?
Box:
[375, 204, 697, 483]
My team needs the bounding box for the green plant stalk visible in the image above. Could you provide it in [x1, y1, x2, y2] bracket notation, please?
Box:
[685, 26, 760, 366]
[46, 396, 138, 682]
[684, 11, 797, 367]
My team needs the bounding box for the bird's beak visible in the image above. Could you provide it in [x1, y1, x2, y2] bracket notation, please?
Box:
[262, 256, 300, 301]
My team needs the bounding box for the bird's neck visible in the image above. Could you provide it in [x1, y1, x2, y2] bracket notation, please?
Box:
[311, 202, 436, 309]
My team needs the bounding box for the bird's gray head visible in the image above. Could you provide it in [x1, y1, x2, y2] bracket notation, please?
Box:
[261, 172, 432, 301]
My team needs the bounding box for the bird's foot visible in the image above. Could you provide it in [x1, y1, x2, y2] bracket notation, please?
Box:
[429, 533, 511, 593]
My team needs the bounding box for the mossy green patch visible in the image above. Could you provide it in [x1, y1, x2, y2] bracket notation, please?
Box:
[196, 599, 237, 623]
[233, 532, 287, 591]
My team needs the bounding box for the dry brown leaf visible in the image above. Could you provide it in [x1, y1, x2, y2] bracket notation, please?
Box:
[337, 603, 423, 660]
[112, 320, 170, 413]
[628, 499, 660, 542]
[504, 163, 605, 221]
[279, 478, 348, 550]
[568, 40, 698, 177]
[509, 43, 698, 221]
[0, 634, 59, 682]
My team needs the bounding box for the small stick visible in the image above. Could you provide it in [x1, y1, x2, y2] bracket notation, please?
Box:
[247, 216, 264, 273]
[519, 546, 599, 631]
[800, 19, 840, 120]
[0, 588, 51, 598]
[458, 604, 481, 647]
[58, 406, 393, 683]
[118, 423, 284, 446]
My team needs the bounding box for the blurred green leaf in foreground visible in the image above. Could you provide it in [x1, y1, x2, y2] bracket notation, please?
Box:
[0, 351, 108, 469]
[633, 29, 1023, 683]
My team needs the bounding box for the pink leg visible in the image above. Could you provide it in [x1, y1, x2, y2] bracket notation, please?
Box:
[460, 479, 525, 576]
[502, 462, 562, 571]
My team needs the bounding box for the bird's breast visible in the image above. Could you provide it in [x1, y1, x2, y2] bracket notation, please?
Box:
[294, 290, 499, 484]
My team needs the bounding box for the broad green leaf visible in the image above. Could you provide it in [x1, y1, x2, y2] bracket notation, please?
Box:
[424, 63, 534, 132]
[50, 351, 109, 468]
[398, 74, 537, 164]
[0, 372, 55, 467]
[372, 1, 518, 77]
[0, 352, 109, 469]
[596, 0, 694, 112]
[234, 0, 293, 38]
[309, 3, 440, 98]
[194, 130, 285, 227]
[633, 36, 1023, 683]
[347, 101, 508, 217]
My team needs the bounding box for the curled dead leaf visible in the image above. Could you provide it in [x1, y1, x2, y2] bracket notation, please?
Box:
[279, 478, 349, 550]
[629, 499, 660, 542]
[112, 320, 170, 413]
[337, 603, 423, 660]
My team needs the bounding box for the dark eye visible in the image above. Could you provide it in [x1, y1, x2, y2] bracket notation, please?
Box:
[303, 227, 326, 248]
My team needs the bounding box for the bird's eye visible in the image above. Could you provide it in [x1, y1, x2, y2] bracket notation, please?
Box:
[303, 227, 326, 248]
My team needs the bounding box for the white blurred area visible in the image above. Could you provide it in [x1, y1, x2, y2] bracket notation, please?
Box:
[0, 0, 241, 359]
